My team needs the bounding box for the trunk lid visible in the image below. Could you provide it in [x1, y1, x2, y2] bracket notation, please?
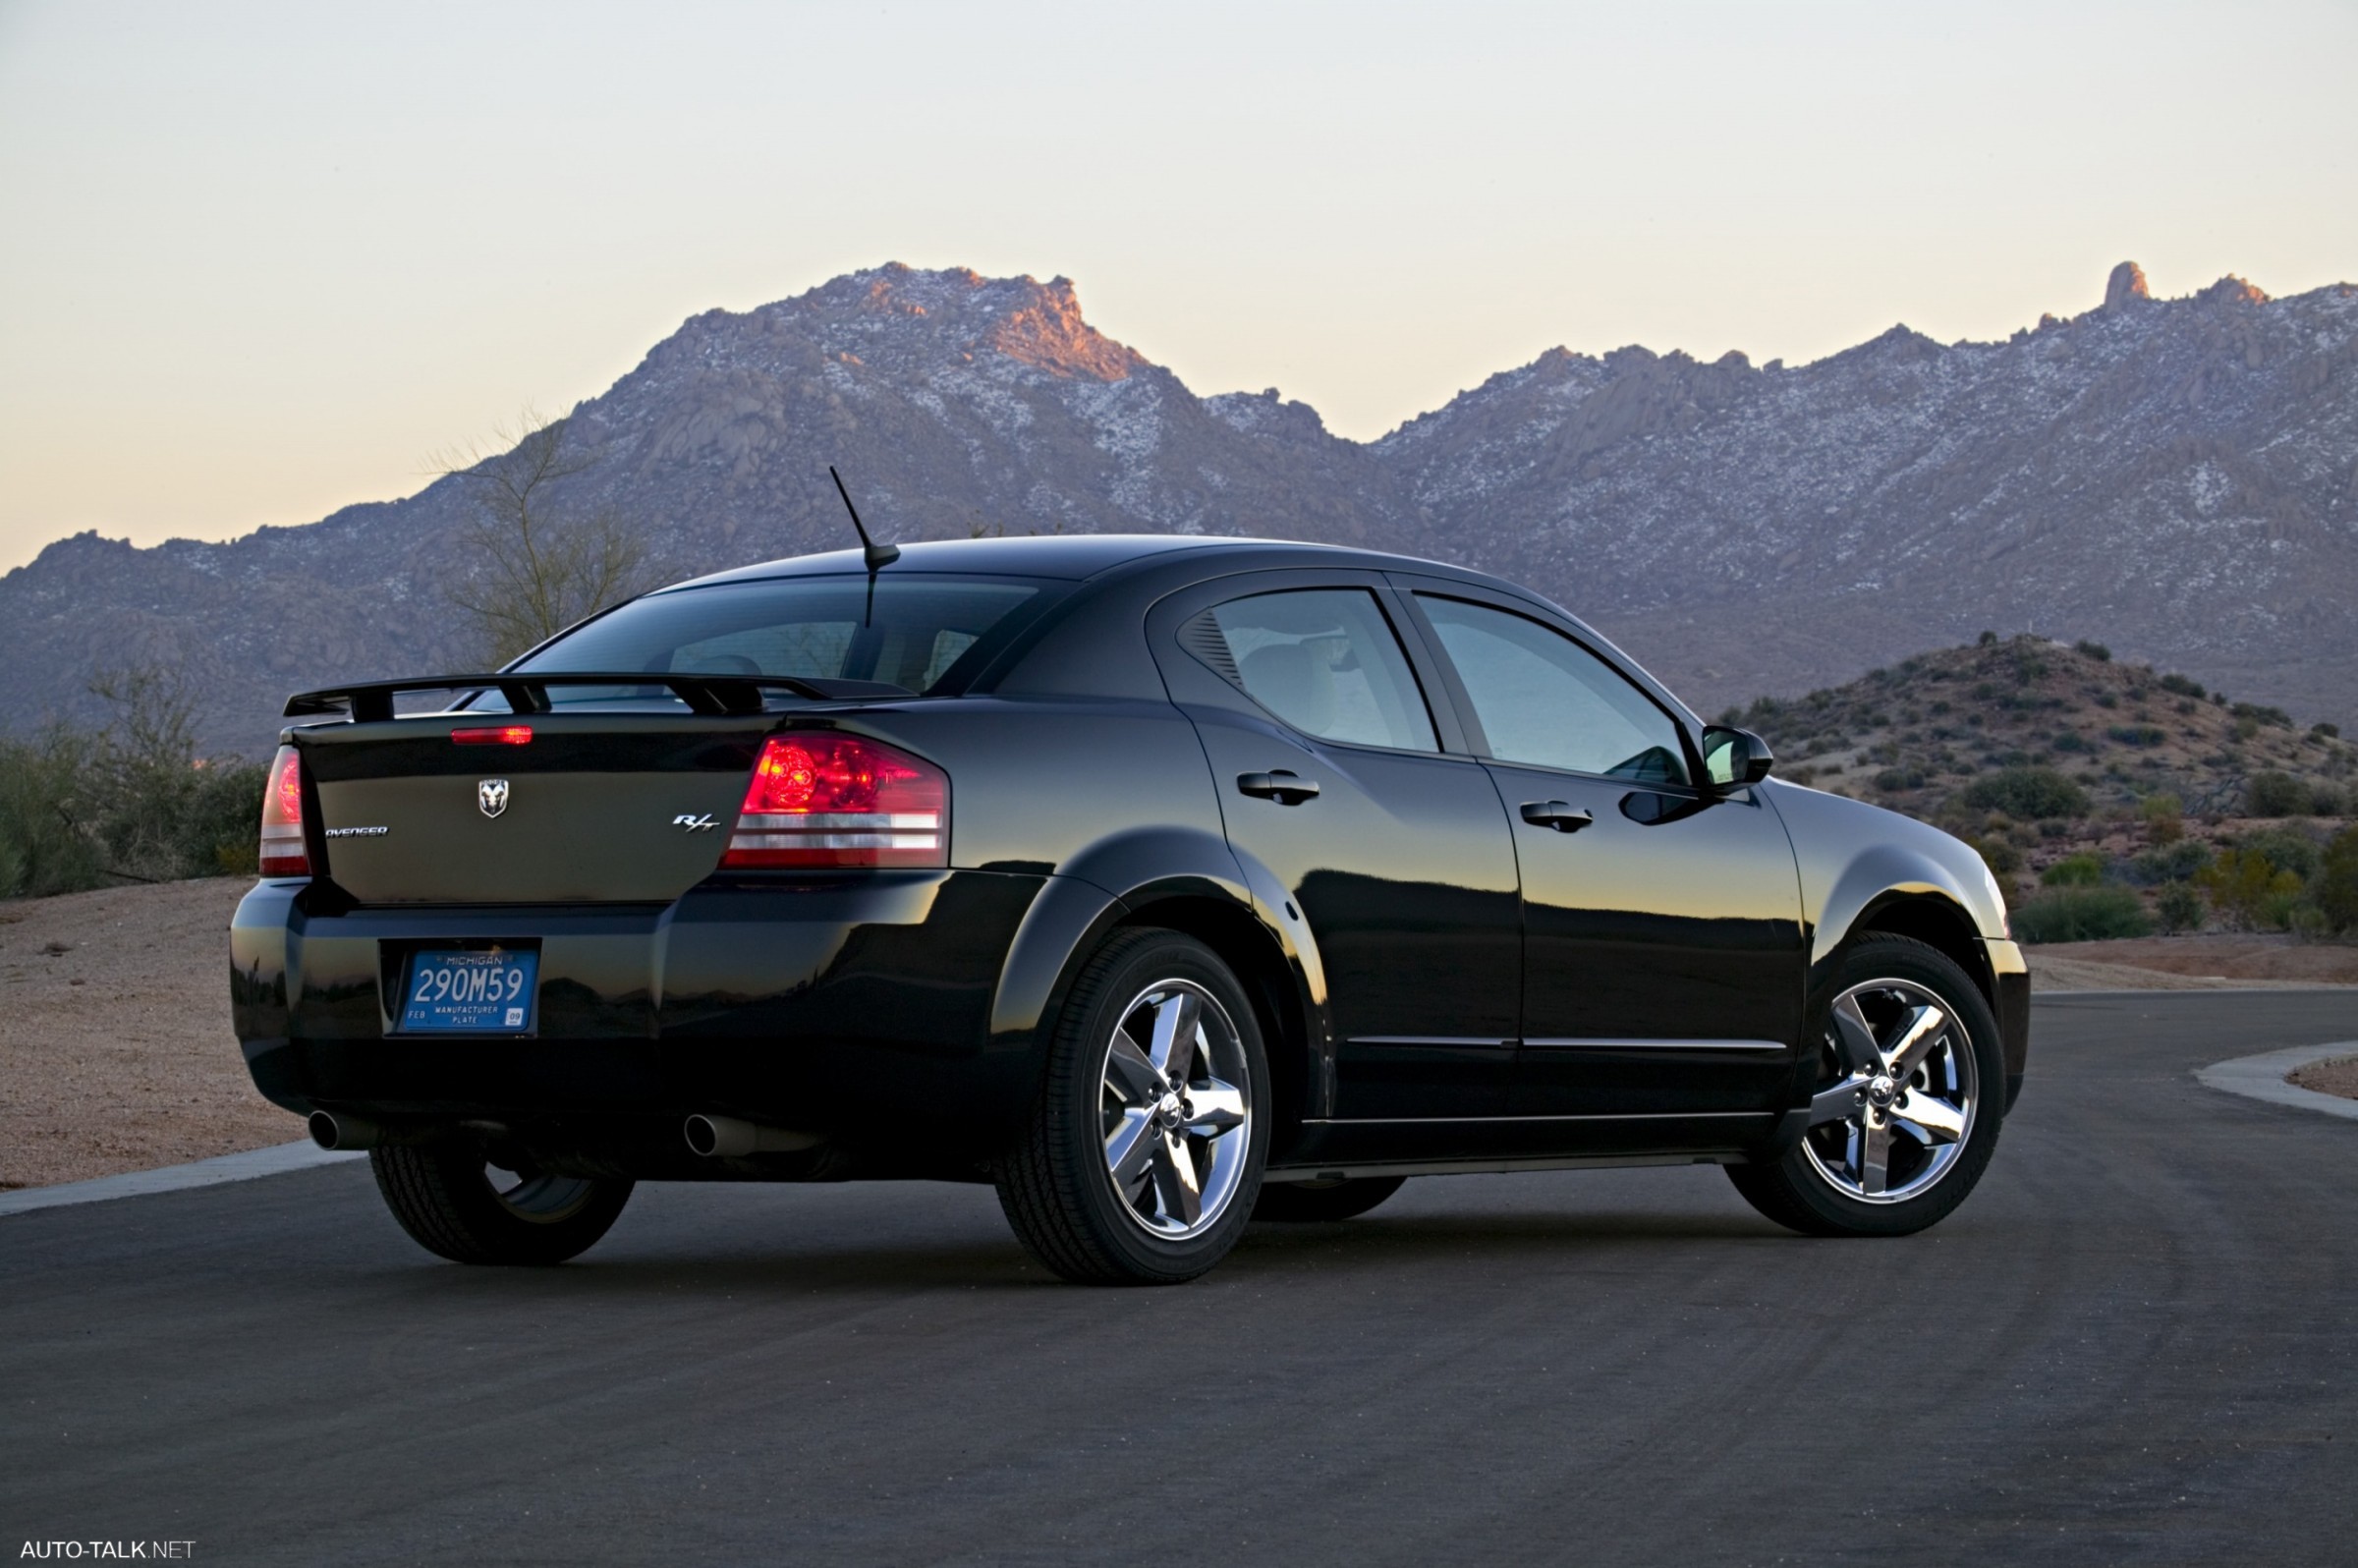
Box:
[301, 713, 774, 905]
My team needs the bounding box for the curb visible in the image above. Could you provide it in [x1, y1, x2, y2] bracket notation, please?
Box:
[2196, 1041, 2358, 1123]
[0, 1141, 365, 1218]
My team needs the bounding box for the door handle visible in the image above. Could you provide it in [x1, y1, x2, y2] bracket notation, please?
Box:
[1238, 770, 1320, 805]
[1520, 800, 1595, 833]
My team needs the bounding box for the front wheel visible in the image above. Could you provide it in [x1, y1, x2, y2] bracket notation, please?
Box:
[996, 928, 1269, 1284]
[1727, 935, 2003, 1238]
[369, 1140, 633, 1265]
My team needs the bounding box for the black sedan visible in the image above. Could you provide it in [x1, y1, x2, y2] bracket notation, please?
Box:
[231, 535, 2028, 1284]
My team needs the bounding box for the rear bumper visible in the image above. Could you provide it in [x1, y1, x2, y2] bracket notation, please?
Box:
[1986, 937, 2030, 1111]
[231, 869, 1051, 1162]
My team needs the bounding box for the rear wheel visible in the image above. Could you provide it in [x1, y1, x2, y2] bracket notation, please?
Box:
[996, 928, 1269, 1285]
[369, 1140, 633, 1265]
[1253, 1175, 1407, 1223]
[1727, 934, 2002, 1238]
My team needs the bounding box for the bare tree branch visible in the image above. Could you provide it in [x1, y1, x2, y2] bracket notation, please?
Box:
[432, 409, 651, 663]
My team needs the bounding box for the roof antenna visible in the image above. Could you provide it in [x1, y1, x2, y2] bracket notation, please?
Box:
[829, 466, 900, 571]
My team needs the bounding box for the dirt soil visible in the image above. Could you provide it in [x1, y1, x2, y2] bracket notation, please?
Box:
[2029, 933, 2358, 990]
[2288, 1055, 2358, 1100]
[0, 877, 296, 1189]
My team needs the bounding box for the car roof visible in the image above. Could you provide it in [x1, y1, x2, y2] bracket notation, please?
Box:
[665, 533, 1422, 589]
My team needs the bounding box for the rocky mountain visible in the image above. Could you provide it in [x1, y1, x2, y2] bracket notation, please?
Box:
[5, 259, 2354, 754]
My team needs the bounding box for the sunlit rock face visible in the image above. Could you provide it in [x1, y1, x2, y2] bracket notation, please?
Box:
[6, 259, 2356, 752]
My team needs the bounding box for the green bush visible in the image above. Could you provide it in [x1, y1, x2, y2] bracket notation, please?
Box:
[0, 667, 266, 899]
[2126, 840, 2213, 885]
[2316, 827, 2358, 932]
[2011, 887, 2155, 943]
[2041, 853, 2105, 887]
[2107, 725, 2166, 748]
[1960, 766, 2090, 821]
[2246, 771, 2310, 817]
[2073, 641, 2112, 661]
[2237, 826, 2323, 881]
[2159, 673, 2206, 699]
[2196, 848, 2304, 930]
[2155, 881, 2205, 934]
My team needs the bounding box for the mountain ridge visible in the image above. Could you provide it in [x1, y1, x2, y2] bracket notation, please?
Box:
[6, 259, 2355, 753]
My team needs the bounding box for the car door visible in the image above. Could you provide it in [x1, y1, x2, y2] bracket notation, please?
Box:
[1398, 585, 1807, 1117]
[1148, 573, 1523, 1120]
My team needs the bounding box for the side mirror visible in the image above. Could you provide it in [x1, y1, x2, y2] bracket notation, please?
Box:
[1702, 725, 1773, 789]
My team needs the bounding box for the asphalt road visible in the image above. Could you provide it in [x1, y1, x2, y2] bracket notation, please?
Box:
[7, 992, 2358, 1566]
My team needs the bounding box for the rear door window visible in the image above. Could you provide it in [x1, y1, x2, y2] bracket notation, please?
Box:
[1193, 589, 1437, 752]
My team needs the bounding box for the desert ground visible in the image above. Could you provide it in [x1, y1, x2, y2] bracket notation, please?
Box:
[3, 879, 2354, 1190]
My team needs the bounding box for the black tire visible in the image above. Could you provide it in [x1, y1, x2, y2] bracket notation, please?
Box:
[1727, 934, 2003, 1238]
[996, 928, 1270, 1285]
[369, 1140, 633, 1265]
[1252, 1175, 1407, 1223]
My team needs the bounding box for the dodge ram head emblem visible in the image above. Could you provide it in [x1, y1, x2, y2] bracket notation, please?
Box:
[477, 778, 510, 818]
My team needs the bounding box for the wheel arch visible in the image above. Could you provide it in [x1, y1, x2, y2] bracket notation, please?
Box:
[984, 831, 1331, 1155]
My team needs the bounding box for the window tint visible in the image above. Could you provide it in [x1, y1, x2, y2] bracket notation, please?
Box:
[1198, 589, 1437, 752]
[506, 577, 1044, 706]
[1418, 596, 1689, 784]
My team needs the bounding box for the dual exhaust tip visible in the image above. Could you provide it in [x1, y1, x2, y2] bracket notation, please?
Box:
[309, 1109, 814, 1158]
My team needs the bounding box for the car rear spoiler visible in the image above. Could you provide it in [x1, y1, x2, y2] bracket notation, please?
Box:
[283, 671, 911, 723]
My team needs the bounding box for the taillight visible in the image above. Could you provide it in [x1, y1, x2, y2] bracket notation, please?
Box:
[451, 725, 533, 746]
[258, 745, 310, 876]
[720, 734, 947, 869]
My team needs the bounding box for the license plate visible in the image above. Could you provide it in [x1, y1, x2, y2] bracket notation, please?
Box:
[399, 948, 538, 1034]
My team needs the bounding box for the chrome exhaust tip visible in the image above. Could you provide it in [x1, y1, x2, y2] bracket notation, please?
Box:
[683, 1114, 820, 1158]
[308, 1110, 379, 1151]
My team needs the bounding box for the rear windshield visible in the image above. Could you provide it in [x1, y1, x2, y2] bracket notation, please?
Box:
[502, 576, 1051, 706]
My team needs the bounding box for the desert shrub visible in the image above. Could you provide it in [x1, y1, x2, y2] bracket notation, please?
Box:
[2126, 840, 2213, 885]
[1975, 837, 2023, 878]
[1874, 766, 1925, 792]
[2196, 848, 2304, 930]
[2140, 793, 2183, 844]
[0, 728, 107, 898]
[2107, 724, 2166, 748]
[2041, 853, 2105, 887]
[2011, 887, 2154, 943]
[2313, 722, 2341, 740]
[1978, 630, 1998, 646]
[2236, 825, 2323, 881]
[2155, 881, 2205, 934]
[2073, 641, 2112, 661]
[2096, 692, 2118, 709]
[2159, 673, 2206, 699]
[2245, 771, 2309, 817]
[2316, 827, 2358, 932]
[1960, 766, 2090, 821]
[2310, 782, 2347, 816]
[2232, 701, 2292, 729]
[0, 668, 266, 899]
[2052, 731, 2093, 753]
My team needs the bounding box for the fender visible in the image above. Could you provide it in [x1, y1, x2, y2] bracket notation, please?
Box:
[982, 824, 1339, 1122]
[984, 823, 1253, 1050]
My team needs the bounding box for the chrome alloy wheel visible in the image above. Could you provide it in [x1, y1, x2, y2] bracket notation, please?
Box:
[1799, 978, 1979, 1204]
[1097, 979, 1253, 1239]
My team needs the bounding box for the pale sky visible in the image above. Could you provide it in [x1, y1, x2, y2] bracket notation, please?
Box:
[2, 0, 2354, 571]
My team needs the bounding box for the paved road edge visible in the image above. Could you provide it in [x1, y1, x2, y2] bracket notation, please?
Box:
[2196, 1040, 2358, 1122]
[0, 1141, 365, 1218]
